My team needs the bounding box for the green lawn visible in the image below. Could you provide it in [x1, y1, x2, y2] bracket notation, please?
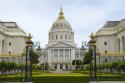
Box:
[0, 70, 125, 83]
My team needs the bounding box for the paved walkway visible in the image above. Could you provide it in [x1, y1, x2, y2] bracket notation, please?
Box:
[50, 70, 70, 74]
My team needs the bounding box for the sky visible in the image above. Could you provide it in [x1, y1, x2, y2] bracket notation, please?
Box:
[0, 0, 125, 47]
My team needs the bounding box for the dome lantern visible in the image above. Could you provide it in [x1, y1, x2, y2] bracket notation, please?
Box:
[58, 7, 65, 19]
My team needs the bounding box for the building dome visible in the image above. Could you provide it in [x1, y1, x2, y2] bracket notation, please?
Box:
[51, 8, 72, 32]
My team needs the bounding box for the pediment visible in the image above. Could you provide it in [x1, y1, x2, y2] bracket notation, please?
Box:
[50, 42, 75, 48]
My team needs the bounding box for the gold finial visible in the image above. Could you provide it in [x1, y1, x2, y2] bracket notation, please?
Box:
[26, 33, 33, 47]
[90, 33, 95, 39]
[89, 33, 96, 46]
[28, 33, 32, 40]
[58, 7, 65, 19]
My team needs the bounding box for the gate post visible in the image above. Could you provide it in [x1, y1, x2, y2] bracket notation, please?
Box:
[24, 34, 33, 82]
[89, 33, 97, 81]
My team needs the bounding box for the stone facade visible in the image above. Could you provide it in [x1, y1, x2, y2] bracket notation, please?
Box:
[95, 19, 125, 64]
[0, 21, 26, 64]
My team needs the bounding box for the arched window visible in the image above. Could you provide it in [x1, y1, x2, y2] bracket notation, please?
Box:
[122, 36, 125, 51]
[2, 40, 4, 48]
[2, 40, 4, 53]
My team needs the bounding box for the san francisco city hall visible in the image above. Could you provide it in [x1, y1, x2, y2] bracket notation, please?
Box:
[37, 8, 83, 70]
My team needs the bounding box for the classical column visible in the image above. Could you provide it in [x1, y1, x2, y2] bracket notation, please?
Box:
[63, 49, 65, 62]
[58, 49, 59, 62]
[57, 49, 59, 69]
[52, 49, 54, 68]
[52, 49, 54, 63]
[68, 49, 70, 62]
[70, 49, 72, 70]
[62, 49, 64, 62]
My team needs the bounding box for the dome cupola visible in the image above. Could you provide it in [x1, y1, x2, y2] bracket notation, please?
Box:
[51, 7, 72, 32]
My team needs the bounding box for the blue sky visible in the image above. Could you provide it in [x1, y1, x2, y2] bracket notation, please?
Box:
[0, 0, 125, 47]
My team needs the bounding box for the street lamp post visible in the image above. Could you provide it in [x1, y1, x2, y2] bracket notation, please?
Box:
[99, 53, 101, 81]
[96, 50, 101, 81]
[24, 34, 33, 82]
[81, 42, 85, 69]
[81, 41, 89, 70]
[89, 33, 97, 81]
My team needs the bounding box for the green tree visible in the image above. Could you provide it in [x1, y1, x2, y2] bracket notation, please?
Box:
[32, 51, 39, 64]
[83, 51, 91, 64]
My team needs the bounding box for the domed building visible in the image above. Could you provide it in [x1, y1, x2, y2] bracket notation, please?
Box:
[37, 8, 83, 70]
[46, 8, 77, 70]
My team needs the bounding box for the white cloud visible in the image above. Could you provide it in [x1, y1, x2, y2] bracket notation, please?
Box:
[0, 0, 125, 47]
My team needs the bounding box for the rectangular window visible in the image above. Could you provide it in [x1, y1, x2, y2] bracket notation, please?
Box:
[104, 42, 107, 45]
[66, 64, 68, 69]
[105, 50, 107, 54]
[60, 64, 63, 69]
[9, 42, 11, 46]
[56, 35, 58, 39]
[54, 64, 57, 69]
[9, 51, 11, 55]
